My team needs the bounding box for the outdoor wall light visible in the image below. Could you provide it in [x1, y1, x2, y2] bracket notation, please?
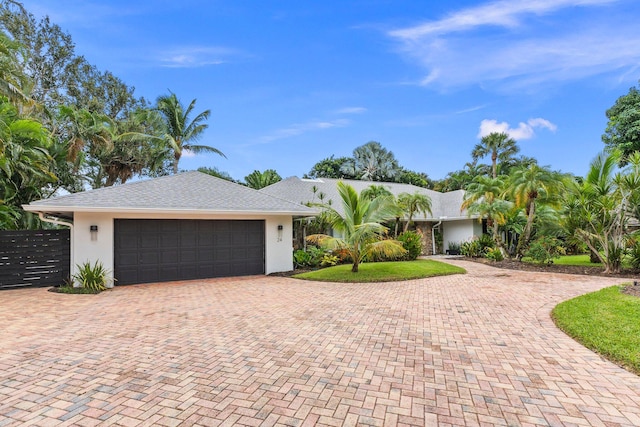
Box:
[277, 224, 283, 242]
[90, 225, 98, 241]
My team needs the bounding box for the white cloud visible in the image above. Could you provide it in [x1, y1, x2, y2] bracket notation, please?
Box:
[181, 149, 196, 158]
[455, 104, 488, 115]
[389, 0, 616, 39]
[334, 107, 367, 114]
[478, 118, 557, 140]
[257, 119, 351, 144]
[158, 46, 237, 68]
[386, 0, 638, 89]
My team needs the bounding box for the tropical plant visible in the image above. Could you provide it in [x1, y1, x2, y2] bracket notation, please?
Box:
[293, 246, 327, 268]
[397, 191, 432, 232]
[340, 141, 400, 181]
[627, 236, 640, 270]
[461, 175, 509, 253]
[397, 230, 423, 260]
[525, 236, 565, 265]
[0, 99, 56, 229]
[155, 92, 225, 174]
[485, 247, 504, 261]
[244, 169, 282, 189]
[307, 181, 406, 272]
[562, 150, 640, 273]
[460, 240, 483, 257]
[72, 260, 114, 292]
[320, 253, 339, 267]
[460, 234, 495, 258]
[472, 132, 519, 178]
[508, 164, 563, 258]
[361, 184, 392, 200]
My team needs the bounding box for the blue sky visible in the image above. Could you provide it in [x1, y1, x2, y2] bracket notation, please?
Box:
[24, 0, 640, 181]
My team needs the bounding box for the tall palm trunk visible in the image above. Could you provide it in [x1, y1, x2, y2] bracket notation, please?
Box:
[491, 150, 497, 178]
[516, 200, 536, 259]
[173, 151, 180, 174]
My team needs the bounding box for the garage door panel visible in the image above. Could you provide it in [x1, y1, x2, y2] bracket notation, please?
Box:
[117, 254, 139, 266]
[199, 248, 214, 261]
[160, 249, 179, 263]
[181, 249, 197, 263]
[215, 248, 231, 261]
[160, 233, 179, 247]
[214, 233, 232, 245]
[114, 219, 264, 285]
[140, 234, 159, 248]
[160, 220, 180, 232]
[159, 265, 179, 281]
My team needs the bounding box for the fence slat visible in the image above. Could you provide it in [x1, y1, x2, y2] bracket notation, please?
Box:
[0, 229, 70, 289]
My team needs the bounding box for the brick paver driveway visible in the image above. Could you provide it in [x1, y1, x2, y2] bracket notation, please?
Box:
[1, 260, 640, 426]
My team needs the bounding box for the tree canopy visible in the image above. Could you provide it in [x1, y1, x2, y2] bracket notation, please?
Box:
[602, 82, 640, 161]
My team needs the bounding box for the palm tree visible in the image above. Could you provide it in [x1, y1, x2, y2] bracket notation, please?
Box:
[397, 192, 432, 232]
[0, 100, 55, 229]
[155, 92, 225, 174]
[472, 132, 519, 178]
[461, 175, 510, 253]
[361, 184, 392, 200]
[508, 164, 563, 258]
[307, 182, 406, 272]
[562, 150, 638, 273]
[244, 169, 282, 189]
[58, 105, 112, 162]
[340, 141, 400, 181]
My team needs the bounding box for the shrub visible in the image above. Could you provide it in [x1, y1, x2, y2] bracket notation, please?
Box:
[525, 236, 566, 265]
[398, 231, 423, 260]
[461, 240, 483, 257]
[628, 237, 640, 269]
[293, 246, 327, 268]
[477, 234, 495, 250]
[321, 253, 339, 267]
[485, 248, 504, 262]
[73, 261, 114, 292]
[333, 248, 352, 264]
[461, 234, 496, 258]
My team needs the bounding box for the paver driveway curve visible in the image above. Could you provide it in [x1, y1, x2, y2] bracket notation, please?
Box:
[1, 260, 639, 426]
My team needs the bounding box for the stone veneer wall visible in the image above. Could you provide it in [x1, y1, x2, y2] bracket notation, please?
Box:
[414, 222, 434, 255]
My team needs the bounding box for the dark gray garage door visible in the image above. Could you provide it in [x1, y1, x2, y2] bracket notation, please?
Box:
[114, 219, 265, 285]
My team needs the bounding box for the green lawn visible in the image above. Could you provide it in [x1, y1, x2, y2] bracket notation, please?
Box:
[552, 285, 640, 374]
[522, 254, 603, 267]
[552, 254, 602, 267]
[293, 259, 465, 283]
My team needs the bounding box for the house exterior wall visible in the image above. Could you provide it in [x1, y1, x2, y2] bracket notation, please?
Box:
[442, 219, 478, 251]
[72, 212, 294, 286]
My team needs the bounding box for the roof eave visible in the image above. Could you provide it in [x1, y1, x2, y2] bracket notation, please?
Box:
[22, 205, 319, 216]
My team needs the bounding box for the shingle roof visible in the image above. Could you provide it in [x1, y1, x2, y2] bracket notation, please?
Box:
[24, 172, 317, 216]
[260, 177, 473, 220]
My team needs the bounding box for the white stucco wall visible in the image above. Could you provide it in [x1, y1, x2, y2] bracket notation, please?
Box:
[442, 219, 477, 251]
[71, 212, 294, 285]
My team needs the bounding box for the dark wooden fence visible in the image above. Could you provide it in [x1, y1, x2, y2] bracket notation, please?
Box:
[0, 229, 70, 289]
